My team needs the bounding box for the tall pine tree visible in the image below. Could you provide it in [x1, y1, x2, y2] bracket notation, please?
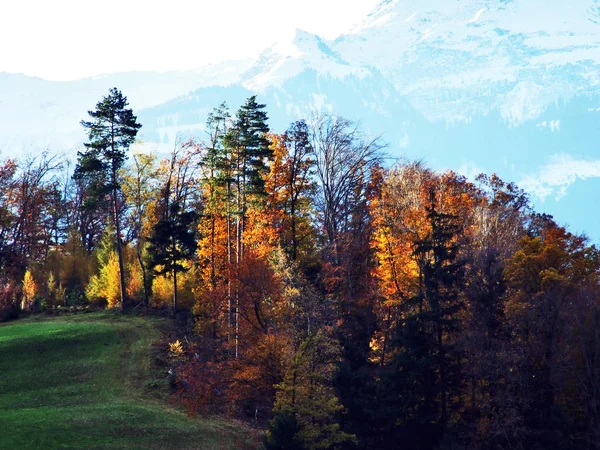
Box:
[74, 87, 141, 311]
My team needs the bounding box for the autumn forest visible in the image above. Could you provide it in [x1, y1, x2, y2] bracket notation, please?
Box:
[1, 88, 599, 450]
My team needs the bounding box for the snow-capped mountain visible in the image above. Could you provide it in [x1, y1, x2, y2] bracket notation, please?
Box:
[334, 0, 600, 125]
[238, 29, 371, 92]
[1, 0, 599, 240]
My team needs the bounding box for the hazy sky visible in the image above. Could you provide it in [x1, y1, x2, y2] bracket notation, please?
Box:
[0, 0, 379, 81]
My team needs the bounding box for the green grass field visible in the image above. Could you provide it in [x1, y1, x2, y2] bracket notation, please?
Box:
[0, 311, 260, 450]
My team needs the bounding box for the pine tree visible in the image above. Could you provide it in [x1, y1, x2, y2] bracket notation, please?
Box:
[380, 188, 465, 449]
[223, 96, 271, 261]
[74, 87, 141, 311]
[198, 103, 232, 291]
[148, 201, 197, 315]
[221, 96, 271, 358]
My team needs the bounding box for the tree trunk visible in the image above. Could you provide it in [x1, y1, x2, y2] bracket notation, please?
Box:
[137, 242, 149, 306]
[113, 178, 126, 312]
[227, 179, 232, 343]
[110, 122, 126, 312]
[172, 266, 178, 318]
[290, 199, 297, 261]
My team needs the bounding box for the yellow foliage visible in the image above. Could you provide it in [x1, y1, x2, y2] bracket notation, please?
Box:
[196, 213, 229, 289]
[85, 274, 103, 305]
[168, 339, 184, 358]
[151, 274, 172, 307]
[152, 270, 195, 309]
[46, 272, 57, 308]
[243, 206, 279, 259]
[55, 283, 66, 307]
[103, 254, 121, 308]
[85, 252, 121, 308]
[126, 261, 145, 302]
[21, 269, 37, 311]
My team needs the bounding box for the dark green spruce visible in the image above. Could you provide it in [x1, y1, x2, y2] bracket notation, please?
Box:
[148, 202, 197, 316]
[378, 189, 465, 450]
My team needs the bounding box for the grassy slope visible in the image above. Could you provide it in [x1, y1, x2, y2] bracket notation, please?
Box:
[0, 311, 260, 450]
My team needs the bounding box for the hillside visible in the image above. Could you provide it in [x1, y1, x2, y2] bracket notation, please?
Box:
[0, 312, 261, 450]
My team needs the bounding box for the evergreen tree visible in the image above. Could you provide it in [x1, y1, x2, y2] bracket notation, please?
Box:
[268, 331, 356, 450]
[148, 201, 197, 315]
[223, 96, 271, 261]
[199, 102, 233, 290]
[219, 96, 271, 358]
[74, 87, 141, 311]
[380, 189, 465, 449]
[225, 96, 271, 196]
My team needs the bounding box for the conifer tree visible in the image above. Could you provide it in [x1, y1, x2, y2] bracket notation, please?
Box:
[221, 96, 271, 357]
[74, 87, 141, 311]
[267, 331, 356, 450]
[381, 188, 465, 448]
[223, 96, 271, 262]
[148, 202, 197, 316]
[199, 103, 232, 291]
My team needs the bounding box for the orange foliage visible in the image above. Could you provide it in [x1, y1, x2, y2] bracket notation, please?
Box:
[197, 212, 230, 290]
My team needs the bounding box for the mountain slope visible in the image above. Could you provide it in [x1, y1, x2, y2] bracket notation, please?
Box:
[333, 0, 600, 124]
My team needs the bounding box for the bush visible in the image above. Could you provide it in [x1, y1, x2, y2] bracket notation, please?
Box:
[0, 283, 20, 322]
[265, 412, 303, 450]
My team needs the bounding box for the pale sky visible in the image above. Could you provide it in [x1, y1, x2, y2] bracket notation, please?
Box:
[0, 0, 379, 81]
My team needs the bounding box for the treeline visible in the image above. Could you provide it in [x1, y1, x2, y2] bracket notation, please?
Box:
[1, 88, 599, 450]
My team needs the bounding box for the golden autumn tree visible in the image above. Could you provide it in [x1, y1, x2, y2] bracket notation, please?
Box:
[21, 269, 37, 311]
[86, 228, 121, 308]
[265, 121, 316, 263]
[371, 162, 434, 365]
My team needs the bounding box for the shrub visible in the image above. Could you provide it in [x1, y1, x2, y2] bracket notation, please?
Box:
[0, 283, 20, 322]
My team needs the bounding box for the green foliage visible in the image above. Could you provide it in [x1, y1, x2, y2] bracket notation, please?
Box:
[270, 331, 356, 450]
[149, 203, 197, 278]
[223, 95, 272, 196]
[265, 411, 303, 450]
[379, 189, 466, 449]
[148, 202, 197, 313]
[74, 87, 141, 201]
[74, 87, 142, 311]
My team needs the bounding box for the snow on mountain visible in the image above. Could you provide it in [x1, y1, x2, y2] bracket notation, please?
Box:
[333, 0, 600, 124]
[240, 29, 371, 92]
